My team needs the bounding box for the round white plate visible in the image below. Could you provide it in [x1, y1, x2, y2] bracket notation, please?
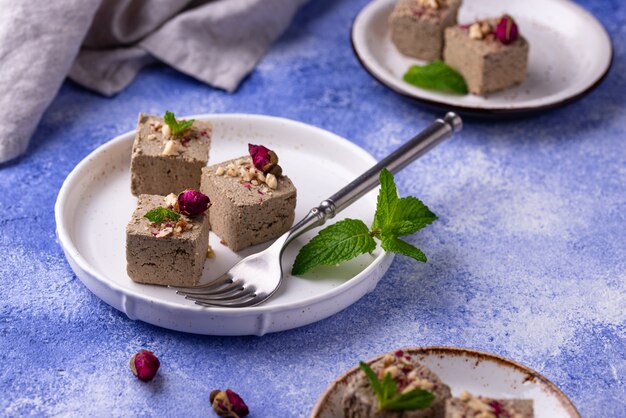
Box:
[55, 114, 393, 336]
[352, 0, 613, 115]
[311, 347, 580, 418]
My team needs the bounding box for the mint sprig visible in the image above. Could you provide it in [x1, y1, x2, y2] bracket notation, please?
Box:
[403, 60, 468, 95]
[163, 110, 195, 137]
[359, 362, 435, 411]
[144, 207, 180, 224]
[291, 219, 376, 276]
[291, 169, 437, 275]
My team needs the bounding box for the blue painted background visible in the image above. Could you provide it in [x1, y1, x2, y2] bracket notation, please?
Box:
[1, 0, 624, 416]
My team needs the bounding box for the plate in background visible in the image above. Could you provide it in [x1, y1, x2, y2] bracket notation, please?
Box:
[351, 0, 612, 115]
[55, 114, 394, 336]
[311, 346, 580, 417]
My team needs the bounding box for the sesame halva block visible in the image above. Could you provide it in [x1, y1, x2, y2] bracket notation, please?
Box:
[342, 350, 452, 418]
[443, 19, 529, 95]
[200, 156, 296, 252]
[389, 0, 462, 61]
[126, 194, 210, 287]
[130, 113, 212, 196]
[445, 392, 534, 418]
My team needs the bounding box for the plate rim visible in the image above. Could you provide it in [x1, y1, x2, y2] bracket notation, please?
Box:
[54, 113, 394, 323]
[310, 345, 580, 418]
[350, 0, 614, 117]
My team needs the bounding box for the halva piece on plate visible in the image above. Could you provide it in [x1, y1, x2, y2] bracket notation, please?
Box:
[443, 16, 529, 95]
[445, 391, 534, 418]
[342, 350, 452, 418]
[130, 112, 212, 196]
[200, 144, 296, 252]
[126, 191, 210, 287]
[389, 0, 462, 61]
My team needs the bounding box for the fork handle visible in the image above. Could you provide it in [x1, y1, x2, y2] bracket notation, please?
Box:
[283, 112, 462, 247]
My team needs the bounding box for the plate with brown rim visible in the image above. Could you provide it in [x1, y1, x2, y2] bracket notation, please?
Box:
[351, 0, 612, 116]
[311, 346, 580, 418]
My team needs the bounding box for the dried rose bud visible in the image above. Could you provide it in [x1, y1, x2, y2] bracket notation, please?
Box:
[495, 15, 519, 45]
[210, 389, 249, 417]
[248, 143, 282, 176]
[177, 189, 210, 217]
[129, 350, 160, 382]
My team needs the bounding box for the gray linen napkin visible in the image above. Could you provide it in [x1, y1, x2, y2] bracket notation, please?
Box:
[0, 0, 306, 164]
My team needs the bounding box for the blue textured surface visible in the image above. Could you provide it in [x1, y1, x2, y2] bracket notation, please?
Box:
[1, 0, 625, 416]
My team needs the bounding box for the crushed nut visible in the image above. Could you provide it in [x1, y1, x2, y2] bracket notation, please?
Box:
[226, 168, 237, 177]
[215, 166, 225, 176]
[383, 365, 399, 378]
[251, 179, 259, 186]
[147, 134, 157, 140]
[206, 246, 215, 259]
[480, 21, 492, 35]
[256, 171, 266, 182]
[235, 158, 244, 166]
[162, 139, 179, 156]
[459, 390, 472, 401]
[164, 193, 178, 208]
[155, 227, 173, 238]
[382, 354, 394, 367]
[418, 0, 439, 8]
[162, 124, 172, 139]
[266, 173, 278, 189]
[469, 23, 483, 40]
[227, 163, 236, 170]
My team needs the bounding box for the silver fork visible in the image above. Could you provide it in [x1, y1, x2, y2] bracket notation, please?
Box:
[171, 112, 462, 308]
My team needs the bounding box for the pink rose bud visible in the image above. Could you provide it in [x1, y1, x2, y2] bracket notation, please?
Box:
[210, 389, 250, 417]
[248, 143, 282, 176]
[129, 350, 160, 382]
[177, 189, 210, 217]
[495, 15, 519, 45]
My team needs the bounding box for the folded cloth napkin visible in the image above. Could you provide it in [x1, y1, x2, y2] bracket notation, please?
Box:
[0, 0, 306, 164]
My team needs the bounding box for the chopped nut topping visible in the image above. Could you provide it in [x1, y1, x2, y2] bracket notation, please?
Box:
[226, 168, 237, 177]
[469, 23, 483, 39]
[266, 173, 278, 189]
[155, 227, 173, 238]
[227, 162, 236, 170]
[164, 193, 177, 208]
[235, 158, 244, 166]
[480, 21, 492, 35]
[417, 0, 440, 9]
[383, 365, 399, 378]
[162, 124, 172, 139]
[382, 355, 394, 367]
[215, 166, 225, 176]
[459, 390, 472, 401]
[162, 139, 179, 156]
[207, 246, 215, 259]
[147, 134, 157, 140]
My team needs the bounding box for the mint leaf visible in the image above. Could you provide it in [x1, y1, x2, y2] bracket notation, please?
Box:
[291, 219, 376, 275]
[164, 110, 195, 137]
[359, 362, 384, 405]
[144, 207, 180, 224]
[403, 60, 468, 95]
[387, 197, 437, 236]
[382, 389, 435, 411]
[372, 168, 398, 232]
[358, 361, 434, 412]
[381, 235, 427, 262]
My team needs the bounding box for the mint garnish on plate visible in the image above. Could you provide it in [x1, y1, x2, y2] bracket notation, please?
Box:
[164, 110, 195, 137]
[291, 169, 437, 275]
[403, 60, 468, 95]
[359, 362, 435, 411]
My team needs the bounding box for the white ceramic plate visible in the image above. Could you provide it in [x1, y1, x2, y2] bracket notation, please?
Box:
[55, 114, 394, 336]
[311, 347, 580, 418]
[352, 0, 613, 115]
